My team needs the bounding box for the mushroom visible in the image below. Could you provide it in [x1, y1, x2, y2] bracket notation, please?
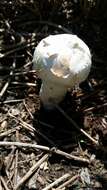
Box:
[33, 34, 91, 108]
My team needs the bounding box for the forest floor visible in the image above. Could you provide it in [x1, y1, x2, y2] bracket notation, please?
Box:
[0, 1, 107, 189]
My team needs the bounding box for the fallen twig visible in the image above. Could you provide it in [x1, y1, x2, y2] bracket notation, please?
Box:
[11, 81, 36, 87]
[23, 100, 34, 119]
[55, 174, 79, 190]
[0, 141, 89, 164]
[0, 81, 10, 99]
[14, 70, 36, 76]
[0, 180, 2, 190]
[54, 149, 89, 163]
[15, 154, 49, 190]
[14, 131, 19, 188]
[6, 147, 16, 171]
[0, 58, 16, 100]
[83, 102, 107, 113]
[9, 112, 56, 146]
[43, 173, 71, 190]
[3, 99, 24, 104]
[0, 141, 50, 151]
[0, 41, 35, 58]
[6, 171, 14, 189]
[23, 101, 55, 129]
[55, 105, 99, 146]
[0, 176, 10, 190]
[0, 126, 21, 139]
[8, 112, 35, 133]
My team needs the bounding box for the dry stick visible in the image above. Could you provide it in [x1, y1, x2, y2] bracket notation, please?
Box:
[0, 80, 10, 99]
[6, 171, 14, 189]
[83, 102, 107, 113]
[14, 70, 36, 76]
[8, 112, 35, 133]
[9, 112, 56, 146]
[23, 100, 34, 119]
[0, 179, 2, 190]
[0, 176, 10, 190]
[23, 61, 33, 68]
[11, 81, 36, 87]
[0, 141, 50, 152]
[0, 141, 89, 164]
[55, 105, 99, 146]
[3, 99, 24, 104]
[8, 112, 89, 162]
[14, 131, 19, 188]
[23, 101, 54, 146]
[7, 115, 89, 163]
[23, 100, 54, 129]
[54, 149, 89, 163]
[6, 147, 16, 171]
[0, 126, 21, 139]
[55, 174, 79, 190]
[14, 151, 18, 186]
[14, 154, 49, 190]
[43, 173, 71, 190]
[0, 58, 16, 99]
[0, 41, 35, 58]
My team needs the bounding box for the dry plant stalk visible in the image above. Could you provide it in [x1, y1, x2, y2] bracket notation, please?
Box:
[15, 154, 49, 190]
[43, 173, 71, 190]
[0, 141, 89, 164]
[55, 174, 79, 190]
[0, 176, 10, 190]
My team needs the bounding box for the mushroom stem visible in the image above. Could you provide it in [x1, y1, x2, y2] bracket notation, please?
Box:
[40, 81, 67, 108]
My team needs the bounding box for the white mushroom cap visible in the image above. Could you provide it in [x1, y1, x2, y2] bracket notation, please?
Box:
[33, 34, 91, 108]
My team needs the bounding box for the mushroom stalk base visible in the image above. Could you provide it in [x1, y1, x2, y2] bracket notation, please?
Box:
[40, 81, 67, 109]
